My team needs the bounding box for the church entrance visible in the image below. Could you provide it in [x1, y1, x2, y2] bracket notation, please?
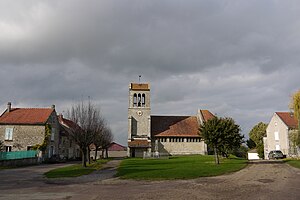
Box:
[131, 148, 135, 157]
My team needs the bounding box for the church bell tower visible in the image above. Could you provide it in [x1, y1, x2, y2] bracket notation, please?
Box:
[128, 83, 151, 157]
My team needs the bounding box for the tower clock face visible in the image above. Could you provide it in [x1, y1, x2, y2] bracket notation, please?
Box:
[137, 110, 143, 116]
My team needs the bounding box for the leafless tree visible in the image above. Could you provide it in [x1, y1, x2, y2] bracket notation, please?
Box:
[101, 127, 113, 159]
[93, 125, 113, 160]
[67, 100, 105, 167]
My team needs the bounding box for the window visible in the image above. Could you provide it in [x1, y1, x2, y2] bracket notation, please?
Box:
[49, 146, 54, 158]
[51, 128, 55, 141]
[27, 146, 33, 151]
[142, 94, 145, 107]
[5, 128, 13, 140]
[138, 93, 142, 107]
[274, 131, 279, 141]
[275, 144, 280, 150]
[133, 93, 137, 107]
[5, 146, 12, 152]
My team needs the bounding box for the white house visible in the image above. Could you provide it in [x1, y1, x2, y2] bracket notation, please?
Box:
[264, 112, 298, 159]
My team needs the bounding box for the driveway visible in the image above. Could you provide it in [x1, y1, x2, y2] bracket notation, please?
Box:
[1, 160, 300, 200]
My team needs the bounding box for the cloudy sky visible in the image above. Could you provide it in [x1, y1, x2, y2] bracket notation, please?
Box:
[1, 0, 300, 145]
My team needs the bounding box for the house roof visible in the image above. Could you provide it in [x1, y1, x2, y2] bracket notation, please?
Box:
[58, 115, 78, 130]
[0, 108, 54, 125]
[108, 142, 126, 151]
[58, 115, 81, 137]
[276, 112, 298, 129]
[151, 115, 200, 137]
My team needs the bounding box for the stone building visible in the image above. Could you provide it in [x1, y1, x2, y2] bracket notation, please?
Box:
[57, 114, 80, 160]
[127, 83, 215, 157]
[264, 112, 299, 159]
[0, 102, 59, 159]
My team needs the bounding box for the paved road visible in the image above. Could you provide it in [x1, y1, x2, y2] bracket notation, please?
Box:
[0, 160, 300, 200]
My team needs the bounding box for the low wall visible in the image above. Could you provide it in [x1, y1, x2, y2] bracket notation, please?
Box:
[0, 157, 40, 167]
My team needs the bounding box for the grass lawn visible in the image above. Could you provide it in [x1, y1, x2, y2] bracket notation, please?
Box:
[285, 159, 300, 169]
[44, 159, 110, 178]
[117, 155, 247, 180]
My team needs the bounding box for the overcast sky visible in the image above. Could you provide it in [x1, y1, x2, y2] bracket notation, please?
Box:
[1, 0, 300, 145]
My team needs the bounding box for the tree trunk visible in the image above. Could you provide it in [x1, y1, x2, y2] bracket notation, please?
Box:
[105, 148, 108, 158]
[94, 146, 98, 161]
[87, 147, 91, 164]
[81, 148, 87, 167]
[214, 145, 219, 165]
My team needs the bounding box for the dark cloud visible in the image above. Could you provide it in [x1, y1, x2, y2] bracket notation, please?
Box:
[1, 0, 300, 144]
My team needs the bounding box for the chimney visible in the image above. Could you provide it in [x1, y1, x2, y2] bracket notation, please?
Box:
[51, 105, 55, 109]
[7, 102, 11, 112]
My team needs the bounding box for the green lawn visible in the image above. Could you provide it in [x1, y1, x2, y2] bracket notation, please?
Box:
[117, 155, 247, 180]
[44, 159, 110, 178]
[285, 159, 300, 169]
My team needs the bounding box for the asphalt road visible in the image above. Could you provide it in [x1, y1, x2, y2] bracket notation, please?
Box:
[0, 160, 300, 200]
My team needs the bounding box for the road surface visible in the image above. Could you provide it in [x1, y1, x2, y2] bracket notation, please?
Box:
[0, 160, 300, 200]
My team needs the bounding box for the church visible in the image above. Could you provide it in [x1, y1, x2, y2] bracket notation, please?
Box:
[127, 82, 215, 157]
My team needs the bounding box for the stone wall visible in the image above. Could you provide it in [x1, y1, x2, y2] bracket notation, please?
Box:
[155, 139, 207, 155]
[0, 125, 45, 151]
[0, 111, 60, 159]
[0, 157, 40, 167]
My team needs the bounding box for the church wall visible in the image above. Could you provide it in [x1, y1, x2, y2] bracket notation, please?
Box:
[154, 139, 207, 155]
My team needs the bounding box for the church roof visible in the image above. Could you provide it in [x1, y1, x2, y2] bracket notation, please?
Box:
[130, 83, 150, 91]
[199, 110, 215, 121]
[151, 116, 200, 137]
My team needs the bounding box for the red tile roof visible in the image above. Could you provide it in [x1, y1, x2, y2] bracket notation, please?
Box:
[276, 112, 298, 129]
[130, 83, 150, 91]
[0, 108, 54, 125]
[108, 142, 126, 151]
[128, 140, 151, 148]
[58, 115, 78, 130]
[151, 116, 200, 137]
[200, 110, 215, 121]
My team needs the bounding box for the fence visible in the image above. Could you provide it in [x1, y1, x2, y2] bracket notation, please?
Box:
[0, 150, 38, 161]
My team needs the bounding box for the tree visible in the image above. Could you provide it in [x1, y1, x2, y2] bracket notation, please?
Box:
[100, 127, 113, 159]
[218, 117, 244, 158]
[246, 138, 256, 149]
[93, 123, 112, 160]
[290, 89, 300, 145]
[199, 117, 244, 164]
[67, 100, 106, 167]
[249, 122, 267, 158]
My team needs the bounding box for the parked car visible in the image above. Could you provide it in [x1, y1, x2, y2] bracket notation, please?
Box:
[268, 150, 284, 159]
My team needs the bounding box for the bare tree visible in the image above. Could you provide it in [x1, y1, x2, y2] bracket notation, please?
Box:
[101, 127, 113, 159]
[93, 124, 105, 161]
[67, 100, 105, 167]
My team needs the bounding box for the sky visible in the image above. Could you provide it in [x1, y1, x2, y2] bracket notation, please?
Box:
[1, 0, 300, 145]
